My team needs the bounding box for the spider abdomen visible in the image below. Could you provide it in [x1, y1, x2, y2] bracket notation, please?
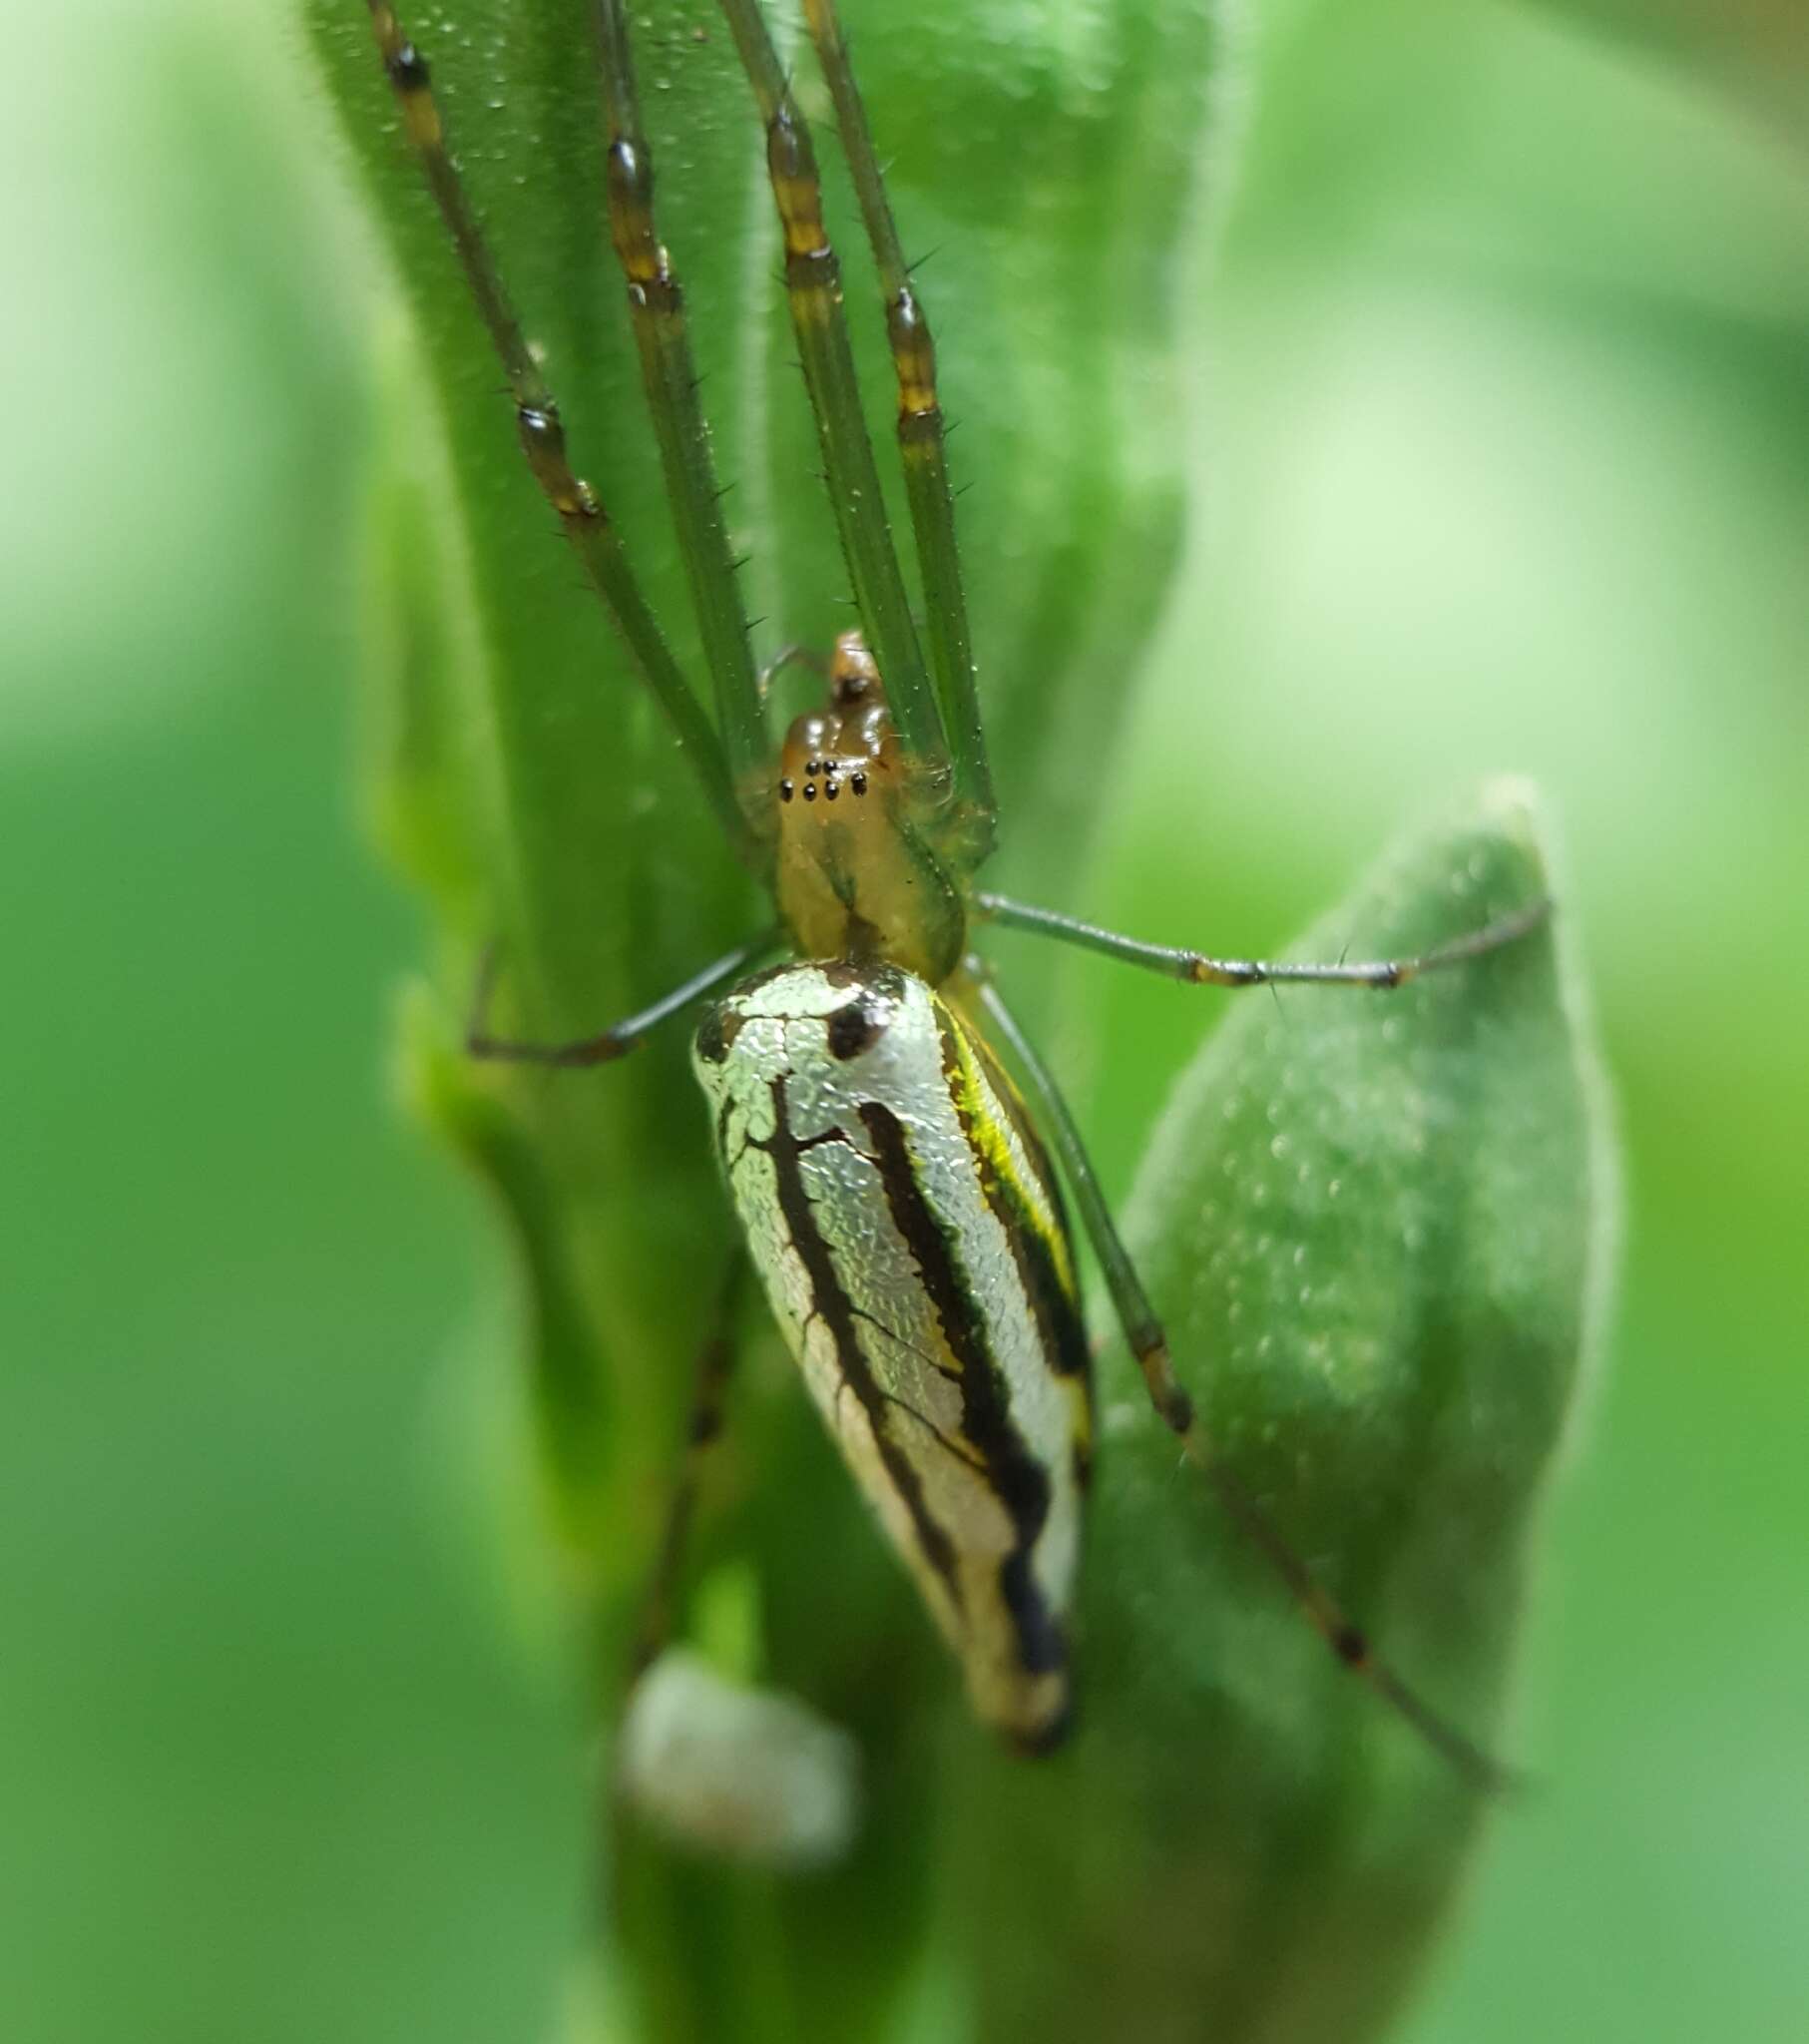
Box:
[694, 961, 1094, 1752]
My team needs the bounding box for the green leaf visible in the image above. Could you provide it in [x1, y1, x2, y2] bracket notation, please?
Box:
[944, 781, 1612, 2044]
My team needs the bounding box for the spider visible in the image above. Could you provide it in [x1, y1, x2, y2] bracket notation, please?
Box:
[361, 0, 1546, 1782]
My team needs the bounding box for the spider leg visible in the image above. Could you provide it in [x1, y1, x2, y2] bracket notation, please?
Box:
[467, 927, 779, 1068]
[801, 0, 994, 853]
[715, 0, 953, 786]
[629, 1254, 747, 1679]
[756, 640, 831, 706]
[363, 2, 761, 872]
[594, 0, 768, 804]
[974, 891, 1552, 990]
[965, 966, 1522, 1795]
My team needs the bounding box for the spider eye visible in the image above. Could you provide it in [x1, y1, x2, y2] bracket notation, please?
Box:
[826, 997, 886, 1061]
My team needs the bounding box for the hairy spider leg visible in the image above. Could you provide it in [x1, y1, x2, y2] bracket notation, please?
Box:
[716, 0, 954, 796]
[802, 0, 994, 849]
[974, 890, 1554, 990]
[967, 967, 1520, 1793]
[363, 1, 760, 872]
[593, 0, 768, 813]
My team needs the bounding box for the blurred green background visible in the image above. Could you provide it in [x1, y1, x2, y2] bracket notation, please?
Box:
[3, 0, 1804, 2040]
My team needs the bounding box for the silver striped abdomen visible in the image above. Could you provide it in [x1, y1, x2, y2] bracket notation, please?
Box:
[693, 961, 1093, 1751]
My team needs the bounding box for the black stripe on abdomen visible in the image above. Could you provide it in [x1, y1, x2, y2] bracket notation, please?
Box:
[758, 1077, 965, 1616]
[857, 1102, 1066, 1680]
[935, 1014, 1095, 1480]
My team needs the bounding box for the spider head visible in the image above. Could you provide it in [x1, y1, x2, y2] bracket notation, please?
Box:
[775, 632, 891, 814]
[773, 632, 965, 983]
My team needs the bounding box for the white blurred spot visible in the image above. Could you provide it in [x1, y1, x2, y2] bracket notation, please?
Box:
[617, 1650, 861, 1872]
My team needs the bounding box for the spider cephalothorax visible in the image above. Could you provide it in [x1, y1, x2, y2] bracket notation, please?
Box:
[775, 633, 967, 983]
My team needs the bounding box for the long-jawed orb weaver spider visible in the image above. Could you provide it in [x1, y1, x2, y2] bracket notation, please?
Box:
[363, 0, 1547, 1782]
